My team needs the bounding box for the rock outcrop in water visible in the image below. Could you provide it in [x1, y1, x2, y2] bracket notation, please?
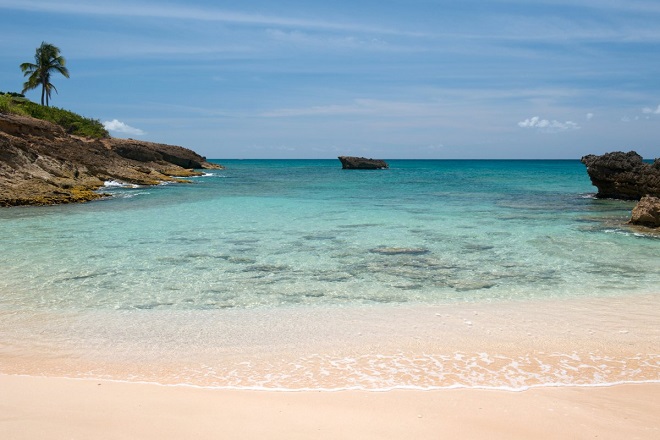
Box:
[0, 113, 222, 206]
[338, 156, 388, 169]
[580, 151, 660, 200]
[629, 196, 660, 228]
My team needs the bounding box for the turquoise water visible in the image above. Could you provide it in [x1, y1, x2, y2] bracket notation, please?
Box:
[1, 159, 659, 390]
[0, 159, 658, 312]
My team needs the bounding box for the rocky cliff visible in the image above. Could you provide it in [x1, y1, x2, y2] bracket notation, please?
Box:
[580, 151, 660, 200]
[0, 113, 221, 206]
[581, 151, 660, 229]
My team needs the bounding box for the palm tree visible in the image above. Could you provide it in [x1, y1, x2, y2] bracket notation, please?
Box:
[20, 42, 70, 106]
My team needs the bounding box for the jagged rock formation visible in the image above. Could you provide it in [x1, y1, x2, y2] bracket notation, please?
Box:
[580, 151, 660, 200]
[338, 156, 388, 169]
[629, 196, 660, 228]
[107, 138, 210, 169]
[0, 113, 222, 206]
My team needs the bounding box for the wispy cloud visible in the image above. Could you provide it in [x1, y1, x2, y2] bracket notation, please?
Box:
[517, 116, 580, 132]
[511, 0, 660, 15]
[0, 0, 408, 35]
[265, 29, 404, 51]
[103, 119, 145, 136]
[261, 99, 449, 118]
[642, 104, 660, 114]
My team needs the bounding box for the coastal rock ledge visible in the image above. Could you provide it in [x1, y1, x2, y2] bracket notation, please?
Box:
[580, 151, 660, 200]
[0, 113, 222, 207]
[338, 156, 388, 169]
[629, 196, 660, 228]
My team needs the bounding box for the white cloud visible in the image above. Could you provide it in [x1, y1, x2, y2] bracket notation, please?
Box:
[517, 116, 580, 132]
[262, 99, 446, 118]
[586, 112, 594, 120]
[0, 0, 406, 35]
[103, 119, 146, 136]
[642, 104, 660, 114]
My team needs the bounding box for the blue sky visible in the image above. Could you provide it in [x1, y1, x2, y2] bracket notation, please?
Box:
[1, 0, 659, 159]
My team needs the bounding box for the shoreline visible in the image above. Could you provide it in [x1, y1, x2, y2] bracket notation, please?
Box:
[1, 374, 659, 439]
[6, 371, 660, 393]
[1, 293, 659, 390]
[2, 294, 658, 437]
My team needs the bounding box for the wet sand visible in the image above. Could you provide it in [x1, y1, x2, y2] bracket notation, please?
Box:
[1, 293, 659, 389]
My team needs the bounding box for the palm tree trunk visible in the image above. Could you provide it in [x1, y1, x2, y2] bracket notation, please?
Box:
[41, 84, 45, 106]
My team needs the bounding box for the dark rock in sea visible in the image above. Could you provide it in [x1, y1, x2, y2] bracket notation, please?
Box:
[0, 113, 223, 206]
[338, 156, 388, 169]
[580, 151, 660, 200]
[629, 196, 660, 228]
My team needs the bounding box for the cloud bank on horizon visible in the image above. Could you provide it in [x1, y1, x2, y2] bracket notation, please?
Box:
[0, 0, 658, 159]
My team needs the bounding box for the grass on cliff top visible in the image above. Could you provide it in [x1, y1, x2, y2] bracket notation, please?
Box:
[0, 92, 109, 139]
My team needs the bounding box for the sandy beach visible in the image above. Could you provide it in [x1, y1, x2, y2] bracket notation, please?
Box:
[1, 293, 658, 439]
[1, 374, 659, 439]
[2, 293, 659, 389]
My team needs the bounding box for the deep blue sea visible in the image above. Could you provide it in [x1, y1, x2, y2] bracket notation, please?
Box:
[1, 159, 658, 389]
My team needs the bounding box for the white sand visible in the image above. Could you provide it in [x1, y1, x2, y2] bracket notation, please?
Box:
[1, 375, 659, 440]
[2, 294, 658, 438]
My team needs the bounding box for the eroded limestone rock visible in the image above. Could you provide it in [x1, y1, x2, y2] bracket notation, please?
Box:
[0, 112, 222, 206]
[581, 151, 660, 200]
[629, 196, 660, 228]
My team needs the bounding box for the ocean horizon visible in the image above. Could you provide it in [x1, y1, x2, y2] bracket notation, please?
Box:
[1, 159, 658, 390]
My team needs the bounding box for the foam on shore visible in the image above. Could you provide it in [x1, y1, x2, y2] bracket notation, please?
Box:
[1, 293, 658, 390]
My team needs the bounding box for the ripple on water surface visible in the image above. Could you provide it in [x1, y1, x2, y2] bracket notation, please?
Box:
[0, 160, 658, 389]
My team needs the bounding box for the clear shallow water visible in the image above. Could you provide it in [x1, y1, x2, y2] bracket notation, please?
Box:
[0, 160, 657, 311]
[1, 159, 659, 390]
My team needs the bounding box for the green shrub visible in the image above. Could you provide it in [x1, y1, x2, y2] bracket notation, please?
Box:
[0, 94, 27, 115]
[0, 91, 26, 98]
[1, 97, 109, 139]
